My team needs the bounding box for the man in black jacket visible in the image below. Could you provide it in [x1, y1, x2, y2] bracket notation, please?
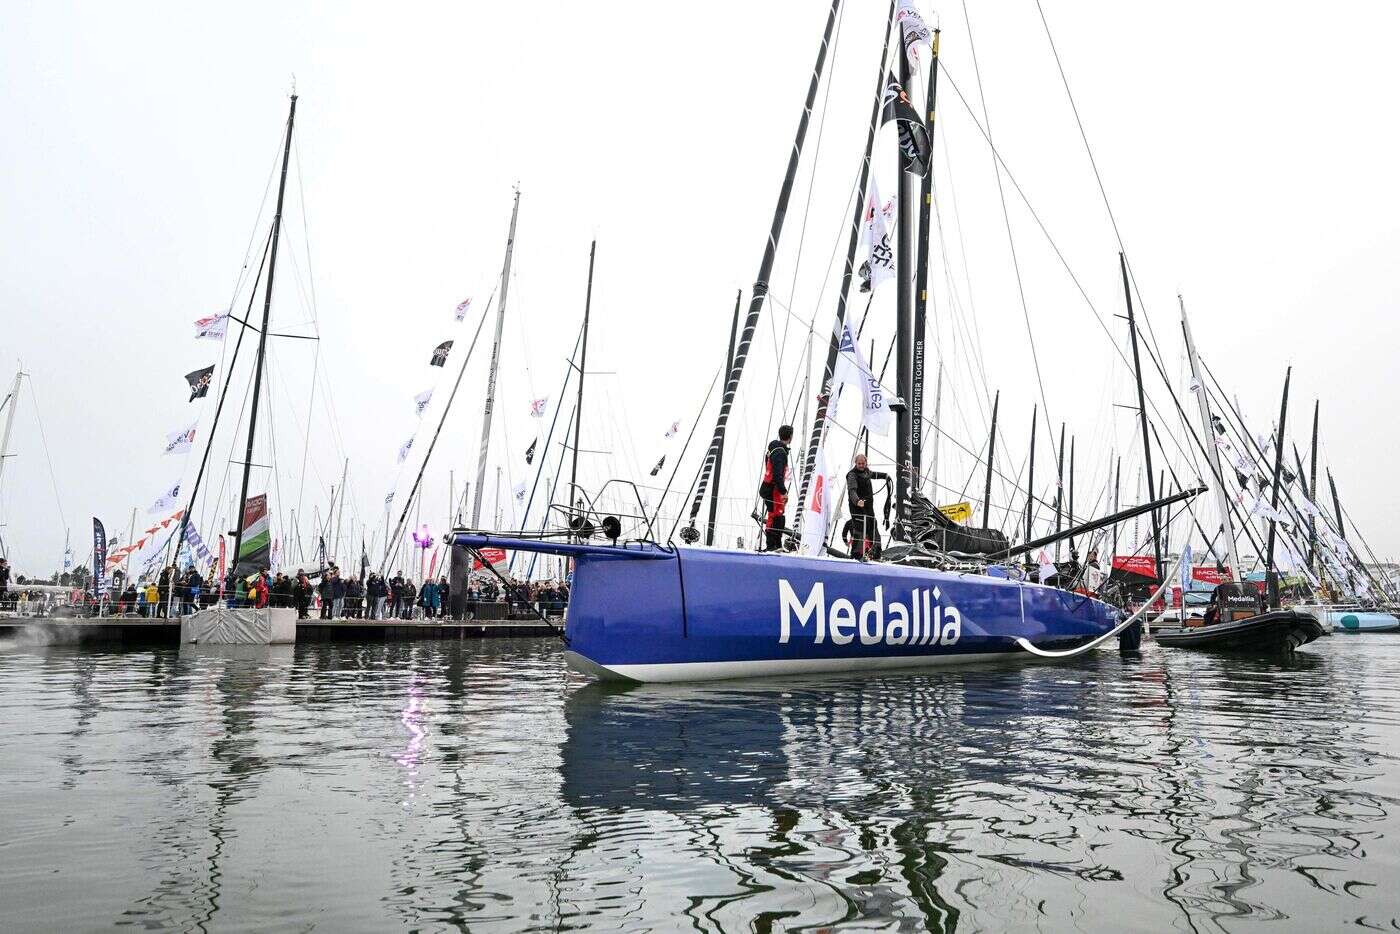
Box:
[846, 454, 889, 561]
[759, 425, 793, 552]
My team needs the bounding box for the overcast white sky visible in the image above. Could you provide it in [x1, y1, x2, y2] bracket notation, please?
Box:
[2, 0, 1397, 577]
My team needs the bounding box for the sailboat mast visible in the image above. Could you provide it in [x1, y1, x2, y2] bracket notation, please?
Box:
[1068, 435, 1076, 560]
[569, 239, 596, 515]
[230, 94, 296, 576]
[927, 361, 943, 497]
[0, 369, 21, 500]
[1120, 253, 1162, 580]
[910, 29, 942, 492]
[1024, 405, 1037, 543]
[1054, 422, 1064, 559]
[706, 289, 742, 546]
[689, 0, 843, 536]
[1180, 296, 1242, 577]
[1308, 399, 1319, 575]
[1264, 366, 1292, 606]
[471, 188, 520, 528]
[982, 390, 999, 528]
[795, 2, 896, 519]
[894, 36, 916, 521]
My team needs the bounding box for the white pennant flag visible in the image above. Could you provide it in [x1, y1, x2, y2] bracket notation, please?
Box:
[163, 423, 197, 456]
[1037, 549, 1057, 585]
[148, 482, 181, 514]
[413, 388, 433, 417]
[513, 481, 527, 503]
[529, 397, 549, 417]
[799, 443, 835, 556]
[194, 313, 229, 341]
[831, 322, 894, 436]
[397, 437, 414, 464]
[859, 179, 896, 293]
[454, 297, 472, 322]
[664, 420, 680, 439]
[896, 0, 932, 64]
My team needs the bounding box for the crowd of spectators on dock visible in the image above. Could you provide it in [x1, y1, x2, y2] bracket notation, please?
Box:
[62, 562, 570, 621]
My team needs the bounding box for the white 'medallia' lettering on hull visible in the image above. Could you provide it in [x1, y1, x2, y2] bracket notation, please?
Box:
[778, 579, 965, 648]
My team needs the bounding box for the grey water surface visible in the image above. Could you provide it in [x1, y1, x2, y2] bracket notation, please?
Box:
[2, 633, 1397, 932]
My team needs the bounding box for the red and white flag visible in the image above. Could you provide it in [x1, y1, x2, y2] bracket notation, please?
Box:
[529, 397, 548, 417]
[454, 297, 472, 322]
[194, 313, 229, 341]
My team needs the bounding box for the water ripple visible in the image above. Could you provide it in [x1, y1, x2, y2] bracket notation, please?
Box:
[3, 636, 1400, 931]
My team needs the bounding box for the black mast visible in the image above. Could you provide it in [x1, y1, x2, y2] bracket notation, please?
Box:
[1054, 422, 1065, 557]
[230, 94, 296, 577]
[982, 390, 999, 528]
[894, 30, 915, 522]
[1264, 366, 1292, 607]
[706, 290, 742, 546]
[172, 229, 271, 567]
[1068, 435, 1076, 560]
[569, 239, 596, 517]
[910, 29, 942, 492]
[687, 0, 843, 537]
[1024, 405, 1037, 543]
[1328, 469, 1346, 543]
[1112, 455, 1121, 558]
[1121, 252, 1162, 581]
[1308, 399, 1319, 575]
[796, 2, 896, 519]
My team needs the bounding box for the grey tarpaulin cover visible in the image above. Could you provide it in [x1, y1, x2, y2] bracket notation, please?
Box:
[181, 607, 297, 644]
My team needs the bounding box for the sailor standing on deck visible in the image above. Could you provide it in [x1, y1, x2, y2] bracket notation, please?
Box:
[846, 454, 889, 561]
[759, 425, 793, 551]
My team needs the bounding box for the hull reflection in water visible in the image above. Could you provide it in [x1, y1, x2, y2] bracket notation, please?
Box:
[452, 534, 1120, 682]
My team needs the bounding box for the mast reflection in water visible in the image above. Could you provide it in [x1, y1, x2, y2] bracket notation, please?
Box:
[1, 637, 1397, 931]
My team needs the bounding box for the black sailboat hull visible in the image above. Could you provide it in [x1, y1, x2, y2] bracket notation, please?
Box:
[1153, 611, 1323, 652]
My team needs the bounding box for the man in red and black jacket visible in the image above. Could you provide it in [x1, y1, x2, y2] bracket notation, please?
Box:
[759, 425, 793, 552]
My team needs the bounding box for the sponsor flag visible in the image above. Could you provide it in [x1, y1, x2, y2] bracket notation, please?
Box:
[881, 72, 932, 176]
[938, 501, 972, 523]
[183, 525, 213, 565]
[234, 493, 270, 576]
[471, 547, 508, 570]
[529, 397, 548, 417]
[650, 455, 665, 477]
[664, 420, 680, 439]
[799, 443, 835, 556]
[513, 481, 527, 504]
[270, 537, 280, 573]
[413, 388, 433, 417]
[164, 423, 197, 456]
[430, 340, 453, 367]
[858, 178, 896, 293]
[185, 364, 215, 401]
[92, 518, 108, 594]
[525, 438, 537, 465]
[454, 297, 472, 322]
[896, 0, 931, 63]
[148, 482, 181, 515]
[831, 322, 894, 436]
[397, 437, 414, 464]
[194, 313, 229, 341]
[1179, 544, 1193, 595]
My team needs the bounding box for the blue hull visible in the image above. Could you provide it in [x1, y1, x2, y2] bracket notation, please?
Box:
[453, 535, 1122, 683]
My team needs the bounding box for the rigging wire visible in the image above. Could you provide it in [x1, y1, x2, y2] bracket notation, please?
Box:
[959, 0, 1059, 472]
